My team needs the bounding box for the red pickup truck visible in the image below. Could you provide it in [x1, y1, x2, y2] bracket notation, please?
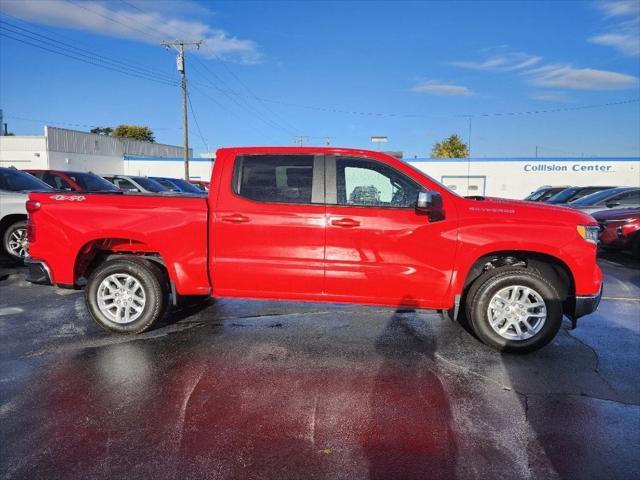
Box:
[25, 147, 602, 352]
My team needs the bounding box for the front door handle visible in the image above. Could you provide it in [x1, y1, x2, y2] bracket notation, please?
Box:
[331, 217, 360, 228]
[221, 214, 250, 223]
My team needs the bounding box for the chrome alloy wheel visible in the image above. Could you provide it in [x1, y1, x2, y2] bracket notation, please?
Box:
[7, 227, 28, 258]
[487, 285, 547, 341]
[97, 273, 146, 324]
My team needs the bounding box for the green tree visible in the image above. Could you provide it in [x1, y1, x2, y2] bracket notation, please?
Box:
[431, 134, 468, 158]
[90, 127, 113, 136]
[112, 124, 155, 143]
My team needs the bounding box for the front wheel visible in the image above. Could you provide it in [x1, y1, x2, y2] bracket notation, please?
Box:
[85, 257, 168, 333]
[466, 268, 563, 353]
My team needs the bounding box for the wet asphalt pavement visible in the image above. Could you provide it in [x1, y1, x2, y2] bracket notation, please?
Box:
[0, 253, 639, 479]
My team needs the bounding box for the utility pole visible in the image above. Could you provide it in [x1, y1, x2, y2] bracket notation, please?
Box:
[535, 145, 538, 158]
[161, 40, 203, 180]
[294, 135, 308, 146]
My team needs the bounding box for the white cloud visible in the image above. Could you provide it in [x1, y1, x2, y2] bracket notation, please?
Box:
[411, 81, 475, 96]
[1, 0, 261, 64]
[589, 1, 640, 56]
[528, 65, 639, 90]
[450, 52, 541, 71]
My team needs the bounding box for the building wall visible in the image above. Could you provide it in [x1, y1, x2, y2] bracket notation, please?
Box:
[408, 158, 640, 199]
[0, 136, 48, 169]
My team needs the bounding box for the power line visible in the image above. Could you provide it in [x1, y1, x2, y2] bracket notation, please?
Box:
[4, 115, 178, 131]
[0, 31, 178, 87]
[186, 91, 209, 151]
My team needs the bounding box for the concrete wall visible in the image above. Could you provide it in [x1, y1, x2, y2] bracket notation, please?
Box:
[408, 158, 640, 199]
[0, 136, 48, 169]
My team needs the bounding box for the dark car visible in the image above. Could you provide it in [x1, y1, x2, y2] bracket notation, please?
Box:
[569, 187, 640, 215]
[593, 208, 640, 258]
[546, 186, 615, 204]
[26, 169, 119, 192]
[525, 186, 571, 202]
[150, 176, 205, 194]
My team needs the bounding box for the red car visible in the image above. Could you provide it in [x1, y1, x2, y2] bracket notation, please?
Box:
[25, 147, 602, 352]
[593, 208, 640, 258]
[25, 169, 119, 192]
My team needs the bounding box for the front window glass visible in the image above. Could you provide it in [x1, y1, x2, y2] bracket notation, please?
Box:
[546, 187, 580, 204]
[571, 188, 626, 206]
[68, 172, 118, 191]
[0, 169, 52, 192]
[131, 177, 169, 193]
[336, 157, 419, 208]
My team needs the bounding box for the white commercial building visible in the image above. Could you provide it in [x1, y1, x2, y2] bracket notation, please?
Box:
[408, 157, 640, 198]
[0, 126, 214, 181]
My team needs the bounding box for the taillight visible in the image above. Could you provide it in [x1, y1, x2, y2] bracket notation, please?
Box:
[26, 200, 41, 213]
[27, 217, 35, 243]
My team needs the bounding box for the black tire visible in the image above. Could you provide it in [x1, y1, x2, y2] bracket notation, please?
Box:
[85, 257, 168, 334]
[3, 220, 28, 261]
[465, 267, 563, 353]
[632, 235, 640, 260]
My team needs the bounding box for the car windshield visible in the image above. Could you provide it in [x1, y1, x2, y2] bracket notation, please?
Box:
[546, 187, 581, 204]
[0, 169, 52, 192]
[172, 178, 203, 193]
[571, 188, 628, 206]
[152, 178, 180, 191]
[131, 177, 169, 192]
[67, 172, 119, 192]
[525, 188, 551, 201]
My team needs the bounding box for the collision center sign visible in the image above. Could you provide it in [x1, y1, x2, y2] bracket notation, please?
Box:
[523, 163, 614, 172]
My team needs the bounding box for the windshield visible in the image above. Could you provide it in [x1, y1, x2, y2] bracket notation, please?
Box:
[0, 169, 52, 192]
[131, 177, 169, 193]
[525, 188, 551, 201]
[152, 178, 180, 191]
[172, 178, 204, 193]
[571, 188, 627, 206]
[68, 172, 118, 192]
[546, 187, 581, 204]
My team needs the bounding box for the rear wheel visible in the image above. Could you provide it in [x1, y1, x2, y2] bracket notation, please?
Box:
[85, 257, 167, 333]
[3, 220, 28, 261]
[465, 268, 563, 353]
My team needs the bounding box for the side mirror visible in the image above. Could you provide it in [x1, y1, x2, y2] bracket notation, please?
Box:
[416, 190, 444, 220]
[606, 201, 621, 208]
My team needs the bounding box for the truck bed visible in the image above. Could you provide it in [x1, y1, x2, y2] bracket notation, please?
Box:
[27, 192, 210, 295]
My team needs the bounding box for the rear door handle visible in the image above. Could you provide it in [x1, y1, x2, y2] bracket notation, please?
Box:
[221, 214, 250, 223]
[331, 217, 360, 228]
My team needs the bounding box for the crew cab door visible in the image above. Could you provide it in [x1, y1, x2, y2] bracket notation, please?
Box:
[212, 153, 326, 297]
[324, 155, 457, 307]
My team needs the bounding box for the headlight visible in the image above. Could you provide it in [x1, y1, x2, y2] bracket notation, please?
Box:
[577, 225, 600, 243]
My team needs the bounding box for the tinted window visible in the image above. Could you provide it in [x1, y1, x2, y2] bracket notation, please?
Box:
[571, 188, 628, 206]
[44, 173, 74, 190]
[172, 178, 204, 193]
[236, 155, 315, 204]
[547, 187, 581, 204]
[0, 169, 52, 192]
[153, 178, 180, 191]
[131, 177, 169, 193]
[615, 190, 640, 206]
[68, 172, 118, 192]
[112, 178, 138, 191]
[525, 188, 550, 201]
[336, 157, 419, 208]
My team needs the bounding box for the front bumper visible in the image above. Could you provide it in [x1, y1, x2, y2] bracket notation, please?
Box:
[25, 258, 53, 285]
[570, 284, 603, 321]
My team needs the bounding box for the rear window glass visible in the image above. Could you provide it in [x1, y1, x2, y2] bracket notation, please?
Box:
[235, 155, 315, 204]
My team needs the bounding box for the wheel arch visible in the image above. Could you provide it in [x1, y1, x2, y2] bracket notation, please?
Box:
[0, 214, 27, 237]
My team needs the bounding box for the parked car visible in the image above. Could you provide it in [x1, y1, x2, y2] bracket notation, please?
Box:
[524, 186, 570, 202]
[593, 208, 640, 258]
[25, 169, 119, 192]
[568, 187, 640, 214]
[150, 176, 206, 194]
[0, 167, 52, 260]
[102, 175, 170, 193]
[545, 186, 615, 204]
[189, 180, 210, 192]
[26, 147, 603, 353]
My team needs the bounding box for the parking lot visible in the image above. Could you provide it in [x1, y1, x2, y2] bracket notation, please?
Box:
[0, 252, 638, 479]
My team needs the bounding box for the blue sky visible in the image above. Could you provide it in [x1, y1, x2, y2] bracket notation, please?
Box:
[0, 0, 639, 158]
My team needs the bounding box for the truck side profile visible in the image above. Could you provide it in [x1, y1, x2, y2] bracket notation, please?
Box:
[26, 147, 603, 352]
